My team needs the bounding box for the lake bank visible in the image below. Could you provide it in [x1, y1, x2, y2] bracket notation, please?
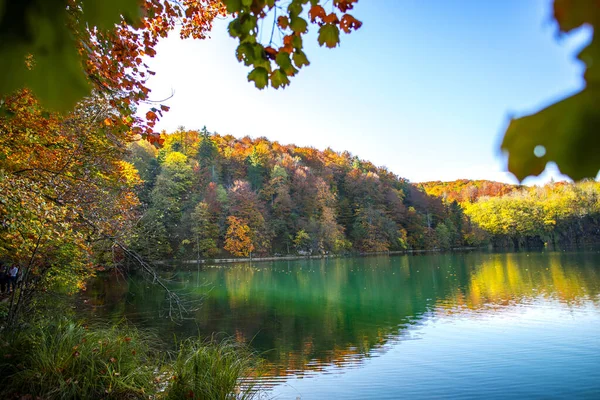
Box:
[154, 246, 483, 266]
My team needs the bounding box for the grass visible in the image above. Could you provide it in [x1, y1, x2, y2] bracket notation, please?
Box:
[168, 337, 260, 400]
[0, 319, 261, 399]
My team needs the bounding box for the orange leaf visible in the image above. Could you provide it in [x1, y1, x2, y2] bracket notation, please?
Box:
[340, 14, 362, 33]
[323, 13, 340, 24]
[146, 111, 157, 120]
[334, 0, 358, 13]
[277, 16, 289, 29]
[309, 5, 326, 23]
[264, 46, 277, 60]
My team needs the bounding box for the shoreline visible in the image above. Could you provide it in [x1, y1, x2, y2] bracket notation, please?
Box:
[156, 246, 483, 266]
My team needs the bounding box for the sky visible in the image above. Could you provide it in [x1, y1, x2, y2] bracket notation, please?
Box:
[142, 0, 591, 185]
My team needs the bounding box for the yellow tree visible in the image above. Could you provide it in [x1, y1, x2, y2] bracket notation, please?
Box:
[224, 216, 255, 257]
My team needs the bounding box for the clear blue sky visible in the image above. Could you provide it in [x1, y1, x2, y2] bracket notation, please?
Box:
[144, 0, 591, 184]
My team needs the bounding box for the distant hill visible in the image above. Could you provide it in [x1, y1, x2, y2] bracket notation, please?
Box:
[417, 179, 520, 203]
[125, 131, 600, 258]
[125, 130, 481, 259]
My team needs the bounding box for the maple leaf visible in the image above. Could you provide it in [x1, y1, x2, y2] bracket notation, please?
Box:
[323, 13, 340, 24]
[276, 52, 298, 76]
[224, 0, 243, 13]
[270, 69, 290, 89]
[309, 5, 327, 23]
[293, 50, 310, 68]
[340, 14, 362, 33]
[290, 16, 308, 33]
[318, 24, 340, 48]
[334, 0, 358, 12]
[277, 16, 289, 29]
[264, 46, 278, 60]
[146, 111, 157, 120]
[248, 67, 269, 89]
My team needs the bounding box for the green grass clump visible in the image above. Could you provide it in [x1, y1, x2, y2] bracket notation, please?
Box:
[168, 337, 260, 400]
[0, 320, 156, 399]
[0, 319, 261, 399]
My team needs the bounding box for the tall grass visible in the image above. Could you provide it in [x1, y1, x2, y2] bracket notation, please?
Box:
[0, 320, 156, 399]
[0, 320, 261, 399]
[168, 337, 260, 400]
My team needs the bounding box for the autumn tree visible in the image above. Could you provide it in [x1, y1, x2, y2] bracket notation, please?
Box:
[224, 216, 254, 257]
[228, 180, 271, 254]
[1, 0, 362, 145]
[0, 90, 140, 322]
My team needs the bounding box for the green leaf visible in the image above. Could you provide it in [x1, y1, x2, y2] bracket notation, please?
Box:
[318, 24, 340, 48]
[553, 0, 600, 32]
[275, 52, 298, 76]
[292, 35, 303, 49]
[270, 69, 290, 89]
[288, 1, 303, 17]
[228, 19, 242, 38]
[248, 67, 269, 89]
[236, 43, 255, 65]
[81, 0, 142, 29]
[501, 88, 600, 181]
[293, 50, 310, 68]
[290, 16, 308, 33]
[577, 34, 600, 84]
[224, 0, 243, 13]
[241, 0, 253, 6]
[240, 14, 258, 35]
[0, 1, 91, 111]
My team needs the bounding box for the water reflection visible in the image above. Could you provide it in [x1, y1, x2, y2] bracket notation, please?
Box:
[84, 251, 600, 380]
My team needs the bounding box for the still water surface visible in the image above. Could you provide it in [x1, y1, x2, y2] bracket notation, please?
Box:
[87, 251, 600, 399]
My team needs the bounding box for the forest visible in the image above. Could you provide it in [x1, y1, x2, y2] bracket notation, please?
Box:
[125, 129, 600, 262]
[126, 128, 481, 260]
[422, 179, 600, 248]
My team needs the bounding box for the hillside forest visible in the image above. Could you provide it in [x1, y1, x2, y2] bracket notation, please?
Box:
[125, 128, 600, 261]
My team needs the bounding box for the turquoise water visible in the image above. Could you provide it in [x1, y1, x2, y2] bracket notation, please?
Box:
[86, 251, 600, 399]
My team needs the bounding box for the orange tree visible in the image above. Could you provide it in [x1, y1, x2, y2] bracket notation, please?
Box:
[224, 216, 255, 257]
[0, 90, 140, 323]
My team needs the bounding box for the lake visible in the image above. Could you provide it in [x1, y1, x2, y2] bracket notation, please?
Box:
[85, 251, 600, 399]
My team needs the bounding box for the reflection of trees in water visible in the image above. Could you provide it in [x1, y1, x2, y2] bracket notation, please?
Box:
[436, 252, 600, 315]
[83, 252, 600, 377]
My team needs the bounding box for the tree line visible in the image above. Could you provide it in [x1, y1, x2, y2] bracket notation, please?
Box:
[126, 128, 483, 260]
[423, 179, 600, 248]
